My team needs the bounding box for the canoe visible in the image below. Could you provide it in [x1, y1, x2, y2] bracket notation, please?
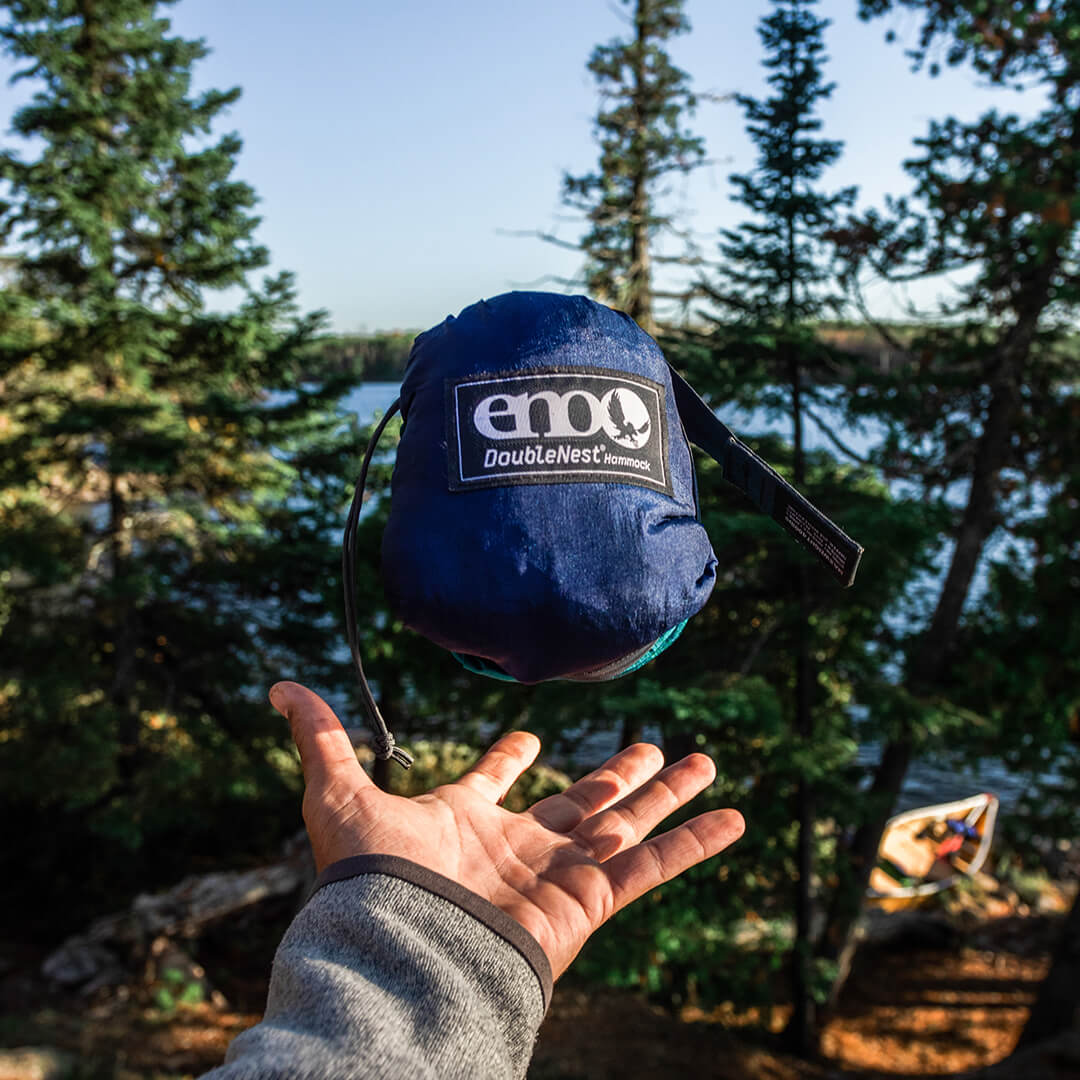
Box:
[867, 793, 1000, 910]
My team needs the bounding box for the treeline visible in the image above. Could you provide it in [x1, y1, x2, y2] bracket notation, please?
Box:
[299, 331, 416, 382]
[299, 322, 926, 383]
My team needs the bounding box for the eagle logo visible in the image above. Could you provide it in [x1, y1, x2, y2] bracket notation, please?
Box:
[602, 388, 651, 449]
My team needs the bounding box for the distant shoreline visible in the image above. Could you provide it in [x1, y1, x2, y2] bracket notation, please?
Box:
[298, 322, 922, 384]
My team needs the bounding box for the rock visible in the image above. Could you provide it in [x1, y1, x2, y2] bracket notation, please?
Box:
[0, 1048, 76, 1080]
[40, 939, 123, 990]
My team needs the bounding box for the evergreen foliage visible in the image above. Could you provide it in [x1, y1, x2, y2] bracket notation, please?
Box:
[946, 380, 1080, 1044]
[819, 0, 1080, 999]
[536, 0, 946, 1022]
[561, 0, 704, 334]
[709, 0, 855, 335]
[0, 0, 356, 934]
[697, 1, 856, 1044]
[1, 0, 1076, 1048]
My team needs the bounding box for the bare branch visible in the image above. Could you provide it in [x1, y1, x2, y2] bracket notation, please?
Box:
[869, 255, 974, 284]
[653, 287, 707, 302]
[652, 253, 707, 266]
[605, 0, 633, 26]
[739, 614, 781, 676]
[849, 273, 910, 354]
[802, 405, 873, 466]
[695, 90, 735, 106]
[496, 227, 584, 253]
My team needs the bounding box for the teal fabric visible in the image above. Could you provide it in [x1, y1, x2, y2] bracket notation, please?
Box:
[451, 652, 521, 683]
[613, 618, 689, 676]
[452, 618, 689, 684]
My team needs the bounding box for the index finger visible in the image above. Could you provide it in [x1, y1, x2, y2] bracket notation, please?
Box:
[456, 731, 541, 803]
[269, 681, 372, 792]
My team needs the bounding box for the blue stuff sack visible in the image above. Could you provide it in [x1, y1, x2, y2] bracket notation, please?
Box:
[381, 291, 717, 684]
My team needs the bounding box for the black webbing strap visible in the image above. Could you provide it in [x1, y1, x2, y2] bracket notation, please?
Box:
[668, 366, 864, 588]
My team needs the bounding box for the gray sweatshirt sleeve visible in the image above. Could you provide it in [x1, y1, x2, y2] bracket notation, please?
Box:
[203, 854, 552, 1080]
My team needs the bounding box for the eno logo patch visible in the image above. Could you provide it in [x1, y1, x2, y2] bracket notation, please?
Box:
[445, 367, 672, 496]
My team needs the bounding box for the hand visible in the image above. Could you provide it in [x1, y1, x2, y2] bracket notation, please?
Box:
[270, 680, 745, 980]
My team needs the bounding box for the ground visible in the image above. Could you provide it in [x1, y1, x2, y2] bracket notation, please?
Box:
[0, 908, 1073, 1080]
[529, 915, 1060, 1079]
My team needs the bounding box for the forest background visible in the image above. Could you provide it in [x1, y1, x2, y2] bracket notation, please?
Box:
[0, 0, 1078, 1073]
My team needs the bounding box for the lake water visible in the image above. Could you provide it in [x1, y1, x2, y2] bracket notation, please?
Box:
[341, 382, 1040, 816]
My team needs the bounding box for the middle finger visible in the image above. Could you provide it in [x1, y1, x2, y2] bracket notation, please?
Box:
[526, 743, 664, 833]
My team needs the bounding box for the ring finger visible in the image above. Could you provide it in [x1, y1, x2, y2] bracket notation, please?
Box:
[571, 752, 717, 862]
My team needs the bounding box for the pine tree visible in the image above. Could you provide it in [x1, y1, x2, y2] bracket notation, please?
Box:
[0, 0, 354, 931]
[820, 0, 1080, 1003]
[559, 0, 704, 335]
[706, 0, 855, 399]
[939, 373, 1080, 1051]
[701, 0, 855, 1047]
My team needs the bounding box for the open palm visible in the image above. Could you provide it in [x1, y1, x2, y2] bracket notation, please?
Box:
[271, 681, 745, 980]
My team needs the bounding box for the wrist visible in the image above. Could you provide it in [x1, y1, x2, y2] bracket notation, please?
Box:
[312, 853, 554, 1009]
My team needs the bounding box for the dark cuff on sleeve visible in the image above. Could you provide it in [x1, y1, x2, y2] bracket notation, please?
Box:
[312, 853, 553, 1010]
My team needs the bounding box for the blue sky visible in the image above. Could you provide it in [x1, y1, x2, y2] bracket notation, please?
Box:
[0, 0, 1044, 333]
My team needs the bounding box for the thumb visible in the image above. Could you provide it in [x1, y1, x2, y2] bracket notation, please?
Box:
[269, 681, 371, 792]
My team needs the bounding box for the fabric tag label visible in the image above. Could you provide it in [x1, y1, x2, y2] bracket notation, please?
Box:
[446, 367, 672, 496]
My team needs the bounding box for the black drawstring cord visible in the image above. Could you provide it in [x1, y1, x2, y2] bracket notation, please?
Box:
[342, 399, 413, 769]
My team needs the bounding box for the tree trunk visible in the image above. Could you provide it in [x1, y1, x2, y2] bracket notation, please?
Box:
[817, 294, 1045, 1008]
[42, 848, 310, 993]
[620, 714, 645, 751]
[105, 384, 141, 790]
[780, 85, 816, 1039]
[786, 338, 817, 1053]
[817, 735, 913, 1001]
[627, 0, 654, 337]
[789, 556, 815, 1047]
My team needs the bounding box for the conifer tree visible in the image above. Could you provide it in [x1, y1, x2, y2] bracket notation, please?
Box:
[821, 0, 1080, 1003]
[0, 0, 355, 930]
[560, 0, 704, 335]
[707, 0, 855, 400]
[946, 381, 1080, 1049]
[702, 0, 854, 1047]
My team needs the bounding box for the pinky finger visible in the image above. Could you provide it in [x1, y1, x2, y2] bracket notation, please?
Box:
[605, 809, 746, 914]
